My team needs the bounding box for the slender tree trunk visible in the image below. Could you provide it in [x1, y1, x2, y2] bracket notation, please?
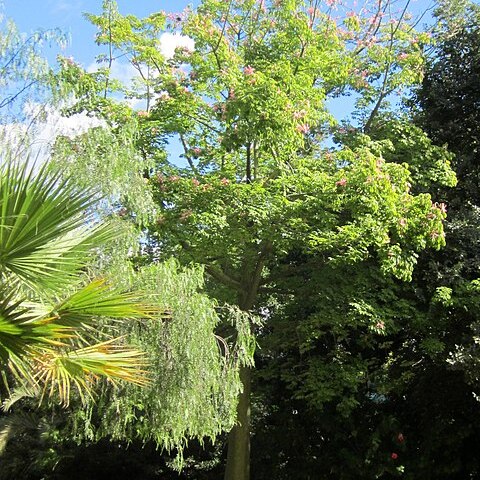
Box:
[224, 244, 271, 480]
[224, 281, 258, 480]
[224, 365, 251, 480]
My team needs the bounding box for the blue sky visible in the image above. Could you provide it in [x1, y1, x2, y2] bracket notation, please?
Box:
[3, 0, 193, 67]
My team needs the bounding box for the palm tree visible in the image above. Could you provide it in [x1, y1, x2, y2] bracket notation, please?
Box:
[0, 156, 153, 406]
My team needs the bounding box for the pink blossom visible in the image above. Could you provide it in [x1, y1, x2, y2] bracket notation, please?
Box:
[346, 11, 357, 18]
[297, 123, 310, 134]
[438, 202, 447, 214]
[308, 7, 316, 16]
[228, 89, 236, 99]
[220, 177, 230, 185]
[376, 321, 385, 330]
[169, 175, 180, 182]
[192, 178, 200, 186]
[391, 453, 398, 460]
[137, 110, 149, 117]
[293, 110, 307, 119]
[244, 65, 255, 75]
[398, 52, 409, 61]
[192, 147, 202, 156]
[177, 45, 193, 56]
[398, 218, 407, 227]
[326, 0, 338, 6]
[213, 103, 226, 114]
[336, 178, 347, 187]
[167, 12, 184, 23]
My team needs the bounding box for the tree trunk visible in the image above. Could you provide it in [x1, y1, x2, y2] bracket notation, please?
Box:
[224, 281, 258, 480]
[223, 246, 270, 480]
[224, 365, 251, 480]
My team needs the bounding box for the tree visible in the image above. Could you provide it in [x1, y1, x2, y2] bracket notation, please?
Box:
[50, 1, 457, 478]
[0, 13, 65, 118]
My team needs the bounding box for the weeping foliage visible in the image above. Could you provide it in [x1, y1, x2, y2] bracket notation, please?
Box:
[69, 259, 255, 464]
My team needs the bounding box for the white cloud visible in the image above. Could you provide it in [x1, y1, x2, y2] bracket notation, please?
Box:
[159, 32, 195, 59]
[24, 103, 105, 142]
[1, 103, 107, 164]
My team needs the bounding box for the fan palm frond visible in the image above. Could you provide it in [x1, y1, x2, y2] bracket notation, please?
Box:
[0, 155, 154, 405]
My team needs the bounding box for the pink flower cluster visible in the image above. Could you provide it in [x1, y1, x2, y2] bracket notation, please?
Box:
[244, 65, 255, 75]
[433, 202, 447, 214]
[297, 124, 310, 134]
[293, 110, 307, 119]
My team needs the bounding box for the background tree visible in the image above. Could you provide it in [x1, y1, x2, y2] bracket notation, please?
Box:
[47, 1, 458, 479]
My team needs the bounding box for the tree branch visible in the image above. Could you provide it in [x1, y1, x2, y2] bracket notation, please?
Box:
[179, 133, 200, 175]
[205, 265, 243, 291]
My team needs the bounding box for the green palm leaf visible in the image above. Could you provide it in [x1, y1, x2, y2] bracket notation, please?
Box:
[0, 159, 115, 292]
[0, 155, 154, 405]
[34, 339, 148, 406]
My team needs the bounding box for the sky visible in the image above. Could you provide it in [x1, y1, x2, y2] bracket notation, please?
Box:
[3, 0, 194, 68]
